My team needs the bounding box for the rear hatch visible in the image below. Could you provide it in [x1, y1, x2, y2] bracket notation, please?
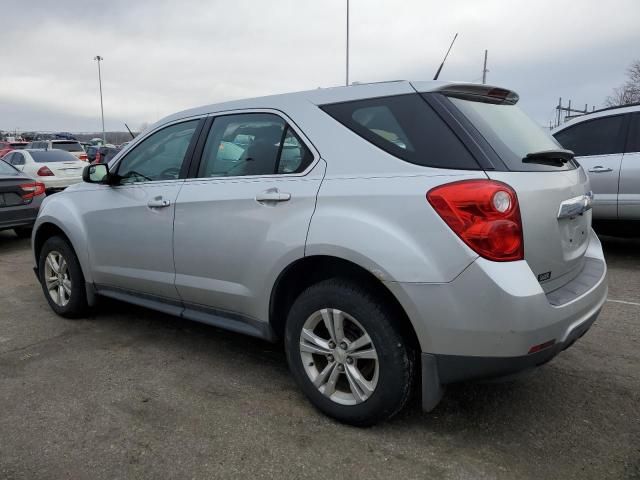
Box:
[52, 141, 86, 160]
[430, 85, 592, 292]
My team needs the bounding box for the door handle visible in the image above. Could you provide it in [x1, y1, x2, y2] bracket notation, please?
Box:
[588, 166, 613, 173]
[255, 189, 291, 203]
[147, 197, 171, 208]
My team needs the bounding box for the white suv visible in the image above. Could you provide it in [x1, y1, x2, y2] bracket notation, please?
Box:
[27, 140, 88, 161]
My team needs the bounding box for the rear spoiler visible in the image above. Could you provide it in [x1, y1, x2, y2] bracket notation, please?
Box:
[423, 83, 520, 105]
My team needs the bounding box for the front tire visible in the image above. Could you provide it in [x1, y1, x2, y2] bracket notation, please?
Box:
[285, 279, 415, 426]
[38, 236, 88, 318]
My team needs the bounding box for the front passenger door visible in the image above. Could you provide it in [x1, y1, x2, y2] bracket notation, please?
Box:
[554, 114, 628, 219]
[81, 119, 201, 300]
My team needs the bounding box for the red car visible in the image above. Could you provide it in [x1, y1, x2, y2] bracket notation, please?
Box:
[0, 141, 28, 158]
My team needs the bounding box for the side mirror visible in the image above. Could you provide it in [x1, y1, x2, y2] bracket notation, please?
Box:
[83, 163, 109, 184]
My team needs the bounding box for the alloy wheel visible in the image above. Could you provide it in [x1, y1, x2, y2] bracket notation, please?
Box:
[299, 308, 379, 405]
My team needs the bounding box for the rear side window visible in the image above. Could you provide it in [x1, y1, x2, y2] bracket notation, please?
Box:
[52, 141, 83, 152]
[321, 94, 479, 170]
[197, 113, 313, 178]
[553, 115, 627, 157]
[626, 114, 640, 153]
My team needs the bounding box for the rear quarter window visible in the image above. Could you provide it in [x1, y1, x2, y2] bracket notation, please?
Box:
[321, 94, 480, 170]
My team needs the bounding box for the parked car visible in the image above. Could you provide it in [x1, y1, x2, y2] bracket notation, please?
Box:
[94, 145, 120, 164]
[0, 159, 45, 237]
[553, 103, 640, 222]
[31, 81, 607, 426]
[26, 140, 88, 161]
[0, 141, 28, 158]
[3, 149, 85, 193]
[85, 145, 99, 163]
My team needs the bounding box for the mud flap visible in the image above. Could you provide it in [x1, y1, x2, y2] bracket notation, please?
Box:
[421, 353, 445, 412]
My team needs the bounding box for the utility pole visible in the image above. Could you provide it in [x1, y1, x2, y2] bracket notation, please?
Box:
[94, 55, 106, 144]
[482, 50, 488, 84]
[346, 0, 349, 86]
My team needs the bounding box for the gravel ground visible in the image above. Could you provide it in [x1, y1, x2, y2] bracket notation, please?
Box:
[0, 230, 638, 479]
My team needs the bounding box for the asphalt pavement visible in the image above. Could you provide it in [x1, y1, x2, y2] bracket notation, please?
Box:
[0, 230, 638, 479]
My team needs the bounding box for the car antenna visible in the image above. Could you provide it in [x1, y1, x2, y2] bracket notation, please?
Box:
[124, 123, 135, 140]
[433, 33, 458, 81]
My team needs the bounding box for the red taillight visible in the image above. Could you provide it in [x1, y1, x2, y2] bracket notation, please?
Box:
[20, 181, 46, 199]
[427, 179, 524, 262]
[79, 153, 88, 161]
[37, 166, 54, 176]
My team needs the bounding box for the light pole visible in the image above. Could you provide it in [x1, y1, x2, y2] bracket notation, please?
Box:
[94, 55, 106, 144]
[345, 0, 350, 86]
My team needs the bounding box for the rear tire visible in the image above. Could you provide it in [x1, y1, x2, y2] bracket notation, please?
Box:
[14, 227, 32, 239]
[38, 236, 88, 318]
[285, 279, 415, 426]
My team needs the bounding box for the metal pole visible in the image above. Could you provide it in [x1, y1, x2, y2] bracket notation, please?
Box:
[94, 56, 105, 143]
[482, 50, 488, 84]
[346, 0, 349, 86]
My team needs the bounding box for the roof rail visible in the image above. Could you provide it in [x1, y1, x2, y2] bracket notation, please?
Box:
[582, 102, 640, 116]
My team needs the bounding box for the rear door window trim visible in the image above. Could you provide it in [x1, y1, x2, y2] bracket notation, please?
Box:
[185, 108, 320, 181]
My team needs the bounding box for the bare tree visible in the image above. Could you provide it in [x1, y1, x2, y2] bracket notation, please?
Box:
[605, 60, 640, 107]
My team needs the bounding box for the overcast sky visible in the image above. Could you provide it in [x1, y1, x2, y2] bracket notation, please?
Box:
[0, 0, 637, 133]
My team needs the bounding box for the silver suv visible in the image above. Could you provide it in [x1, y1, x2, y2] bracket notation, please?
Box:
[32, 81, 607, 426]
[553, 104, 640, 223]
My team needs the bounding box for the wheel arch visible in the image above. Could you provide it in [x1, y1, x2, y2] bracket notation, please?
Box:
[269, 255, 421, 353]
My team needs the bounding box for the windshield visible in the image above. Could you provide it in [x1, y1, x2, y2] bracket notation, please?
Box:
[52, 141, 84, 152]
[30, 150, 79, 163]
[10, 143, 27, 149]
[448, 97, 577, 171]
[0, 160, 19, 175]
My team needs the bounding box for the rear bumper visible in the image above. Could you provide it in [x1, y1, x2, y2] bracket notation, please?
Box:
[386, 228, 607, 381]
[41, 177, 82, 191]
[430, 303, 599, 383]
[0, 198, 42, 231]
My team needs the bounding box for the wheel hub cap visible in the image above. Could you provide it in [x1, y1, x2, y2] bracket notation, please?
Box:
[44, 250, 71, 307]
[299, 308, 379, 406]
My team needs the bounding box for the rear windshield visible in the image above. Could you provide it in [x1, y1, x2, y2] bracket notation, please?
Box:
[10, 143, 26, 149]
[52, 141, 83, 152]
[321, 94, 480, 170]
[0, 160, 19, 175]
[30, 150, 78, 163]
[447, 97, 577, 171]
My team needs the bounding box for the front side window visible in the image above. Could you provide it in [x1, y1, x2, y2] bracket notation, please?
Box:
[116, 120, 198, 184]
[554, 115, 627, 157]
[198, 113, 313, 178]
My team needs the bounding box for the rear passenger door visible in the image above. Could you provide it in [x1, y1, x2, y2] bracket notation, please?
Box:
[173, 112, 325, 322]
[619, 113, 640, 219]
[554, 114, 629, 219]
